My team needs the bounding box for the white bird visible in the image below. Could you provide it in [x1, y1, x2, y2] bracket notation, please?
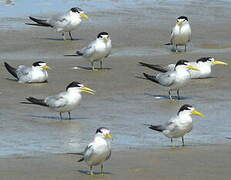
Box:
[143, 60, 200, 100]
[26, 7, 89, 40]
[24, 81, 95, 120]
[140, 57, 228, 79]
[4, 61, 51, 83]
[66, 32, 112, 70]
[145, 104, 204, 146]
[77, 127, 112, 175]
[165, 16, 191, 52]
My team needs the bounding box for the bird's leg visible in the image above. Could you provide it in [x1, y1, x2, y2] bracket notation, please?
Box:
[177, 89, 180, 100]
[69, 32, 73, 40]
[182, 136, 185, 146]
[100, 164, 104, 176]
[60, 112, 63, 120]
[171, 138, 175, 147]
[68, 112, 71, 120]
[175, 45, 178, 52]
[62, 33, 66, 41]
[89, 166, 93, 175]
[168, 90, 172, 100]
[184, 44, 187, 52]
[91, 62, 95, 71]
[100, 60, 103, 69]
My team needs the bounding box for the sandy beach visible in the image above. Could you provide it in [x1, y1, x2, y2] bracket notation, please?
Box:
[0, 145, 230, 180]
[0, 0, 231, 179]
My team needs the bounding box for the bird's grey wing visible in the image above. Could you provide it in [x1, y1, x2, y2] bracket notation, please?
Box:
[83, 144, 94, 161]
[78, 41, 96, 58]
[167, 64, 175, 71]
[105, 149, 111, 161]
[156, 71, 176, 86]
[45, 92, 67, 108]
[16, 66, 31, 82]
[105, 49, 111, 58]
[165, 121, 176, 131]
[47, 13, 69, 27]
[164, 117, 180, 134]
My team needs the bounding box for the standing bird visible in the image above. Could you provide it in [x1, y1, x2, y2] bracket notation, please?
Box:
[77, 127, 112, 175]
[24, 81, 95, 120]
[165, 16, 191, 52]
[26, 7, 89, 40]
[4, 61, 50, 83]
[143, 60, 200, 100]
[66, 32, 111, 70]
[140, 57, 228, 79]
[144, 104, 204, 146]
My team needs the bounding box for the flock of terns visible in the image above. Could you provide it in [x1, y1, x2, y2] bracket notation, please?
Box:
[2, 7, 228, 176]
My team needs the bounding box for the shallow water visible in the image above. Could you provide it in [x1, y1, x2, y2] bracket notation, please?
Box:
[0, 0, 231, 156]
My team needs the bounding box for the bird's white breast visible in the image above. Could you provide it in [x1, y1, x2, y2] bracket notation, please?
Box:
[86, 138, 111, 166]
[172, 23, 191, 45]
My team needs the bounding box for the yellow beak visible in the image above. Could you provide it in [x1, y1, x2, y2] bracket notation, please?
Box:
[187, 65, 200, 71]
[104, 133, 113, 139]
[212, 61, 228, 65]
[42, 65, 51, 70]
[81, 87, 95, 95]
[192, 110, 205, 117]
[177, 21, 183, 25]
[80, 13, 89, 19]
[103, 36, 109, 41]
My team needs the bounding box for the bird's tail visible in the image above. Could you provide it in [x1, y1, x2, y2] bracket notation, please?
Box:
[76, 51, 83, 56]
[143, 73, 159, 84]
[78, 157, 84, 162]
[4, 62, 18, 79]
[164, 42, 172, 45]
[66, 152, 84, 162]
[139, 62, 167, 73]
[64, 51, 83, 57]
[25, 97, 48, 107]
[144, 124, 164, 132]
[26, 16, 52, 27]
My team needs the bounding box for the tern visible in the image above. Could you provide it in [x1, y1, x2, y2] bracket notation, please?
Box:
[140, 57, 228, 79]
[65, 32, 111, 70]
[145, 104, 204, 146]
[142, 60, 200, 100]
[165, 16, 191, 52]
[26, 7, 89, 40]
[24, 81, 95, 120]
[4, 61, 50, 83]
[77, 127, 112, 175]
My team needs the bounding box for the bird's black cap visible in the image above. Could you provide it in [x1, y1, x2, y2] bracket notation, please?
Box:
[175, 60, 189, 68]
[196, 57, 212, 63]
[97, 32, 109, 38]
[96, 127, 109, 134]
[33, 61, 46, 67]
[66, 81, 82, 91]
[71, 7, 83, 13]
[178, 104, 192, 114]
[177, 16, 188, 21]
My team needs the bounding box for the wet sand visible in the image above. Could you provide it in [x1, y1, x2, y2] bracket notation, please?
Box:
[0, 0, 231, 179]
[1, 145, 231, 180]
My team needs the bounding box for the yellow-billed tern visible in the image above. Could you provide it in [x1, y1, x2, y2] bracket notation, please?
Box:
[143, 60, 200, 100]
[24, 81, 95, 120]
[77, 127, 112, 175]
[26, 7, 89, 40]
[165, 16, 191, 52]
[140, 57, 227, 79]
[145, 104, 204, 146]
[4, 61, 51, 83]
[66, 32, 112, 70]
